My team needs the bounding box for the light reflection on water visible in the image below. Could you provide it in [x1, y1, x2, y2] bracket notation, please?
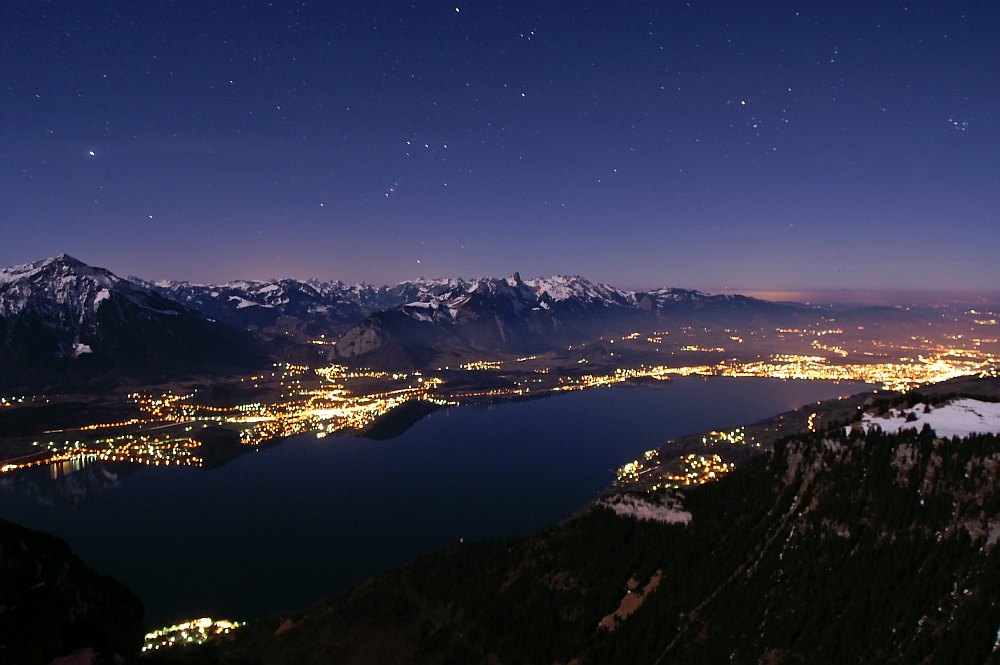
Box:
[49, 454, 99, 479]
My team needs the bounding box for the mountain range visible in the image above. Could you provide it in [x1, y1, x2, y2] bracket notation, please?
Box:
[142, 270, 800, 357]
[330, 272, 803, 368]
[0, 255, 814, 387]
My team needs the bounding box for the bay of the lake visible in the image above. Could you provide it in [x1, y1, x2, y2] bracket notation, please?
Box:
[0, 377, 870, 626]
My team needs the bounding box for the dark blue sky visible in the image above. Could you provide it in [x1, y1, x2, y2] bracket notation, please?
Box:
[2, 1, 998, 291]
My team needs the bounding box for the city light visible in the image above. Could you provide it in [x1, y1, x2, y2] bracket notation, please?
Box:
[2, 309, 997, 476]
[143, 617, 243, 652]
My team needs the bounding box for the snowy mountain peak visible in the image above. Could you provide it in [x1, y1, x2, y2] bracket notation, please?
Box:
[0, 256, 267, 387]
[51, 252, 85, 266]
[526, 275, 631, 304]
[1, 254, 115, 288]
[0, 255, 130, 321]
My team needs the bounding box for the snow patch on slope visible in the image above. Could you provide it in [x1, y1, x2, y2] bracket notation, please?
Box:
[598, 493, 692, 524]
[853, 398, 1000, 439]
[228, 296, 272, 309]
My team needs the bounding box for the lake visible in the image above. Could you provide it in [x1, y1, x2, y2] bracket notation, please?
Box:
[0, 377, 869, 626]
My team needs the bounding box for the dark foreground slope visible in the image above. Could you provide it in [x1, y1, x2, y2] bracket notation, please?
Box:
[0, 518, 144, 664]
[147, 394, 1000, 664]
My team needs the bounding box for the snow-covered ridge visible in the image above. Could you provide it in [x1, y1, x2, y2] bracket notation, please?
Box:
[141, 272, 721, 310]
[5, 256, 754, 307]
[4, 256, 775, 334]
[0, 254, 118, 289]
[526, 274, 632, 304]
[853, 398, 1000, 439]
[385, 274, 746, 324]
[0, 254, 201, 360]
[0, 254, 127, 319]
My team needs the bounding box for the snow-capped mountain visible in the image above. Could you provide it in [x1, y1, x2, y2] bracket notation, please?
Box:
[138, 271, 759, 353]
[136, 277, 368, 344]
[137, 276, 477, 343]
[526, 274, 634, 306]
[0, 254, 809, 381]
[332, 273, 799, 367]
[0, 255, 266, 389]
[1, 254, 125, 325]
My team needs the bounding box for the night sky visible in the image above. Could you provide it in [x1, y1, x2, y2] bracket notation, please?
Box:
[2, 1, 998, 292]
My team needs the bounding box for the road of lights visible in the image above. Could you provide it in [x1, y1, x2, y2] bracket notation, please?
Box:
[143, 617, 243, 652]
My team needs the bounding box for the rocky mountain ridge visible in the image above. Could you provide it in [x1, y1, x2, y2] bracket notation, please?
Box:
[2, 255, 811, 379]
[0, 255, 267, 390]
[331, 272, 803, 367]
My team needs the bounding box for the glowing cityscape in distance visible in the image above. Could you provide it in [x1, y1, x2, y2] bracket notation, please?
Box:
[2, 307, 996, 476]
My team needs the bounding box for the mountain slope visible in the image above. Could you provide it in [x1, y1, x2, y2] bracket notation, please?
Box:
[0, 255, 268, 389]
[156, 385, 1000, 665]
[0, 517, 144, 664]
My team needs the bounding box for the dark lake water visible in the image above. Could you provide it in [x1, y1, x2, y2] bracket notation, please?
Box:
[0, 377, 869, 626]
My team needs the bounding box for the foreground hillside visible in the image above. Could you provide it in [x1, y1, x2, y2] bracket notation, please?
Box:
[0, 518, 144, 664]
[147, 380, 1000, 665]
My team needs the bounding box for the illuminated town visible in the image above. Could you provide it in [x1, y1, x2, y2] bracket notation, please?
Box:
[1, 306, 997, 477]
[142, 617, 243, 653]
[614, 427, 749, 490]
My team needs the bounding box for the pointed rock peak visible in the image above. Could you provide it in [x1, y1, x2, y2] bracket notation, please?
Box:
[506, 272, 524, 287]
[2, 255, 96, 286]
[28, 254, 120, 288]
[49, 253, 86, 267]
[32, 255, 104, 278]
